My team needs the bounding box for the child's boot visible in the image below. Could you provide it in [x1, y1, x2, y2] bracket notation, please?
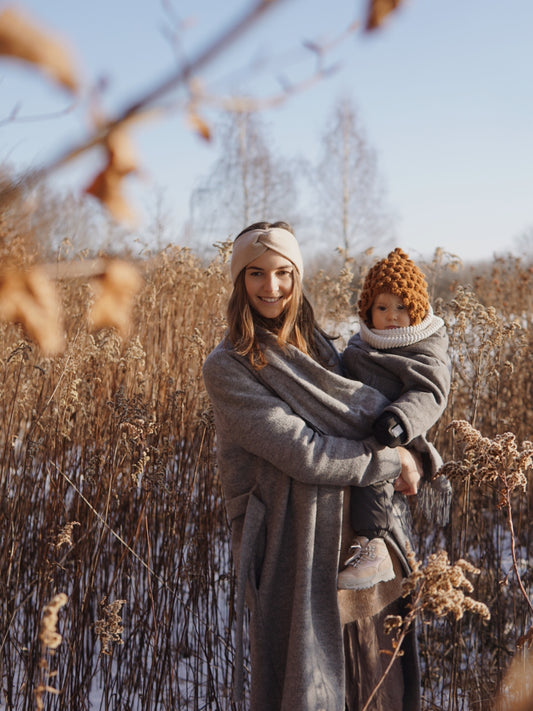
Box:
[337, 536, 395, 590]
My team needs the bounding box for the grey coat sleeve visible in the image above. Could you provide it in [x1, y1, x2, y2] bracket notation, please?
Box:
[343, 327, 451, 443]
[379, 328, 450, 442]
[202, 346, 401, 488]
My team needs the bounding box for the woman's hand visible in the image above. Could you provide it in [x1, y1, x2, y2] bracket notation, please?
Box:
[394, 447, 423, 496]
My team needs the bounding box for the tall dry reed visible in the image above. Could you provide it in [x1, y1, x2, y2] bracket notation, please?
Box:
[0, 244, 531, 710]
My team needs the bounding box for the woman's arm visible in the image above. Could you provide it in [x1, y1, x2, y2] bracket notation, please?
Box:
[203, 346, 401, 489]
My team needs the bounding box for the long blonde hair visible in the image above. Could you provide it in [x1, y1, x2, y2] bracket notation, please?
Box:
[226, 221, 331, 369]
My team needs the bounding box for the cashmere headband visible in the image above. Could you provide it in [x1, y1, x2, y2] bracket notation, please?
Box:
[230, 227, 304, 284]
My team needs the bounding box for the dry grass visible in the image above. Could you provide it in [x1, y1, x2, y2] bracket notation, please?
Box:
[0, 244, 531, 710]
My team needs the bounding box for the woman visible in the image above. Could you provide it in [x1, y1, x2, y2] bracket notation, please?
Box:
[202, 222, 422, 711]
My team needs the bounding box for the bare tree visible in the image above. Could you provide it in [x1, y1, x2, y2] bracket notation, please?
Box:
[514, 225, 533, 258]
[0, 165, 133, 259]
[308, 96, 395, 258]
[189, 111, 298, 246]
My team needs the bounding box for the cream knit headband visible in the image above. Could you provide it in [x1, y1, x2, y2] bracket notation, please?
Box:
[230, 227, 304, 284]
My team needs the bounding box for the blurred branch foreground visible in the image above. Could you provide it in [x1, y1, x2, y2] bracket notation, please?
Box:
[0, 0, 401, 220]
[0, 260, 142, 355]
[0, 0, 403, 348]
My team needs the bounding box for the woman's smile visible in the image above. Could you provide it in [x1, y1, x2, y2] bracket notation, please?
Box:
[244, 250, 294, 319]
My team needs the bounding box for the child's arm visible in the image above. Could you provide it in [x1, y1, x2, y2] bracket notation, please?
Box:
[378, 329, 450, 445]
[373, 411, 408, 447]
[343, 327, 451, 446]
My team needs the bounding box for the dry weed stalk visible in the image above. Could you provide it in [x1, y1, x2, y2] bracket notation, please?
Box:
[0, 246, 232, 708]
[54, 520, 80, 549]
[38, 592, 68, 651]
[94, 597, 127, 655]
[304, 254, 356, 336]
[34, 592, 68, 710]
[362, 548, 490, 711]
[472, 255, 533, 320]
[441, 420, 533, 615]
[7, 247, 531, 708]
[445, 286, 526, 429]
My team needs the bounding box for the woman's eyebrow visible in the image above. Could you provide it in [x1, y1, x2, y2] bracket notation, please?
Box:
[245, 263, 293, 271]
[274, 262, 293, 270]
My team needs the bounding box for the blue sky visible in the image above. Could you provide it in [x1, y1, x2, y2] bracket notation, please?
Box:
[1, 0, 532, 262]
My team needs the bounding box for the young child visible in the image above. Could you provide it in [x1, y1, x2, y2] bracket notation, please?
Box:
[338, 247, 451, 590]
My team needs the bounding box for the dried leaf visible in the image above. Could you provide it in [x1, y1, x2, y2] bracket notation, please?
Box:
[188, 110, 212, 142]
[365, 0, 403, 31]
[0, 267, 65, 354]
[0, 6, 79, 91]
[106, 126, 139, 176]
[85, 126, 139, 222]
[85, 168, 137, 223]
[89, 260, 142, 337]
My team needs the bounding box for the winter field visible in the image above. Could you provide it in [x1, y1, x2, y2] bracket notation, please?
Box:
[0, 243, 532, 710]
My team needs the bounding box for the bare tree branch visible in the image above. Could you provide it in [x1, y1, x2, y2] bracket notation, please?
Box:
[0, 0, 290, 205]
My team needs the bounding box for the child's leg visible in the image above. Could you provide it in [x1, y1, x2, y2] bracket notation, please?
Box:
[337, 483, 396, 591]
[349, 481, 396, 539]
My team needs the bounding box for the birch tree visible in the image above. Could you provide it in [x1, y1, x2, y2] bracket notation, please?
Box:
[310, 97, 394, 257]
[189, 111, 298, 245]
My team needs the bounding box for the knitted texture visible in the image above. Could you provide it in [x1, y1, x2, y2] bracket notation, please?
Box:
[358, 248, 429, 327]
[359, 307, 444, 349]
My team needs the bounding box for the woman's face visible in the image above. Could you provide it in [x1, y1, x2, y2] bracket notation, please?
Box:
[244, 250, 295, 319]
[371, 292, 411, 330]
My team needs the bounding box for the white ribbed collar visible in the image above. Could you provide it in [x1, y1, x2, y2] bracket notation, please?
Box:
[359, 306, 444, 349]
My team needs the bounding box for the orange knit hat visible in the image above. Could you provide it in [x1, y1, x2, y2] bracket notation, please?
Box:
[358, 248, 429, 327]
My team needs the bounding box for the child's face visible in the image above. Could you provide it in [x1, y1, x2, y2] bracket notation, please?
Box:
[371, 292, 411, 330]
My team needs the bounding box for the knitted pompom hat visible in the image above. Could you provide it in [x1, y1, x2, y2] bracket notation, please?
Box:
[358, 248, 429, 327]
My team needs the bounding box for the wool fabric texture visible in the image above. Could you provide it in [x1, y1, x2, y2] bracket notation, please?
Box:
[203, 331, 426, 709]
[230, 227, 304, 284]
[358, 248, 429, 327]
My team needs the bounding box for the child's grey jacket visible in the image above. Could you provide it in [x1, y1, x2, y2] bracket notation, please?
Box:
[342, 314, 451, 475]
[202, 329, 421, 711]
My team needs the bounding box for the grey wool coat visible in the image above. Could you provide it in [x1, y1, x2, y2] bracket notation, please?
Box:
[202, 329, 419, 711]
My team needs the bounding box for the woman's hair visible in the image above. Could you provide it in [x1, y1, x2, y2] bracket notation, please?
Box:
[226, 221, 330, 368]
